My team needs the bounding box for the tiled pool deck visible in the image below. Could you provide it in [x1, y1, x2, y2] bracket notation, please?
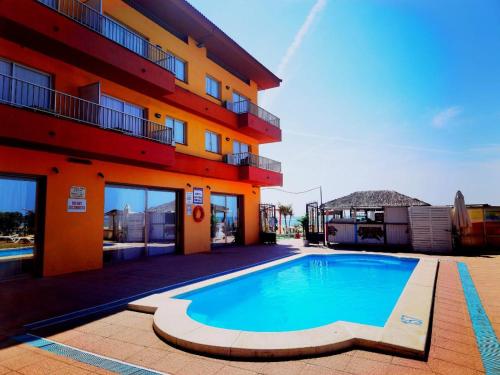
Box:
[0, 239, 498, 374]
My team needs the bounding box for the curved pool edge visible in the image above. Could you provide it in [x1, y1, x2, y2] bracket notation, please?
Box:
[129, 252, 438, 359]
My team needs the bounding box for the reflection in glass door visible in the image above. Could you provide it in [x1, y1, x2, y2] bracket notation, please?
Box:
[0, 176, 39, 280]
[146, 190, 177, 256]
[103, 185, 177, 263]
[210, 194, 240, 245]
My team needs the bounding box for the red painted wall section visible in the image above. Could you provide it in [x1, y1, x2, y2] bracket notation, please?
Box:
[237, 113, 282, 143]
[1, 104, 282, 186]
[239, 166, 283, 187]
[171, 153, 240, 181]
[0, 0, 175, 97]
[0, 105, 176, 168]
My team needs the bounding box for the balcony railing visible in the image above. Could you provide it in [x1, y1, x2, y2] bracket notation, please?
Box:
[37, 0, 175, 74]
[224, 152, 282, 173]
[0, 73, 173, 145]
[227, 100, 280, 128]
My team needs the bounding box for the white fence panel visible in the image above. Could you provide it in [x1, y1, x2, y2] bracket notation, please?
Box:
[409, 206, 452, 252]
[328, 223, 356, 243]
[386, 224, 409, 245]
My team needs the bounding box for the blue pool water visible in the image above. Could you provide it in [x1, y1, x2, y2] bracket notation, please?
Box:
[175, 254, 418, 332]
[0, 247, 33, 258]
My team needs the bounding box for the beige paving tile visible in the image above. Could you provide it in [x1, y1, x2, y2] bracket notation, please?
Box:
[344, 356, 390, 375]
[304, 353, 351, 371]
[176, 357, 225, 375]
[0, 352, 45, 371]
[123, 347, 170, 367]
[260, 360, 307, 375]
[298, 363, 347, 375]
[16, 358, 71, 375]
[86, 337, 145, 361]
[215, 365, 258, 375]
[148, 352, 192, 373]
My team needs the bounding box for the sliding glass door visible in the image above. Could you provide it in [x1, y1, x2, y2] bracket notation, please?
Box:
[103, 185, 177, 263]
[0, 176, 40, 280]
[210, 194, 241, 246]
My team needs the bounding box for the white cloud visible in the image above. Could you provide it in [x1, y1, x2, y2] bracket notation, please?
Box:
[432, 106, 463, 128]
[276, 0, 327, 77]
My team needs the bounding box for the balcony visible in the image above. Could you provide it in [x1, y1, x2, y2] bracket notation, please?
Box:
[224, 153, 283, 187]
[0, 74, 175, 167]
[0, 0, 175, 97]
[227, 101, 282, 143]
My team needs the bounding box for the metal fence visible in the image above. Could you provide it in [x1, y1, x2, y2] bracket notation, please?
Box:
[0, 73, 172, 145]
[224, 152, 281, 173]
[229, 100, 280, 128]
[38, 0, 174, 72]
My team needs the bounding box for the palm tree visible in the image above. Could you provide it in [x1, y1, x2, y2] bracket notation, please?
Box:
[277, 202, 286, 234]
[277, 203, 293, 234]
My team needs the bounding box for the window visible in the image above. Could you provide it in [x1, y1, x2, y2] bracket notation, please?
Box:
[205, 75, 221, 99]
[168, 53, 187, 82]
[232, 91, 249, 113]
[205, 131, 221, 153]
[100, 94, 145, 136]
[233, 140, 250, 154]
[166, 117, 186, 145]
[0, 59, 52, 109]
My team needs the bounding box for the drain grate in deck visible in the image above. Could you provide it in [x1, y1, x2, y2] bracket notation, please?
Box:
[14, 334, 164, 375]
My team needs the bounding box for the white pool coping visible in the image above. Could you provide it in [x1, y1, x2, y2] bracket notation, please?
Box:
[128, 252, 438, 359]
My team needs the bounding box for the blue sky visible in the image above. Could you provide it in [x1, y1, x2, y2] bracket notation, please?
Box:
[191, 0, 500, 214]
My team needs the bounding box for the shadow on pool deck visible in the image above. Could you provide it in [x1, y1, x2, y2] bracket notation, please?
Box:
[0, 242, 301, 340]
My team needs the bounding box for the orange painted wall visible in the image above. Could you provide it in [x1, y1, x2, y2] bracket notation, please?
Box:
[0, 38, 260, 159]
[0, 146, 261, 276]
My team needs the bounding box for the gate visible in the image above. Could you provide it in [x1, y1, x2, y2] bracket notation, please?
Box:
[306, 202, 325, 244]
[409, 206, 452, 252]
[259, 204, 277, 244]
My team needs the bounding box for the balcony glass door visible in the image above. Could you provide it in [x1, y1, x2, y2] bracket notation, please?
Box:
[100, 95, 144, 136]
[0, 60, 52, 110]
[232, 92, 249, 113]
[211, 194, 240, 246]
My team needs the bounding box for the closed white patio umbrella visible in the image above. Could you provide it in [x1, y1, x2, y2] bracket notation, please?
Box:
[453, 190, 471, 234]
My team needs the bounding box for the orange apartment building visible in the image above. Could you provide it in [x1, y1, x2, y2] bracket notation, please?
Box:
[0, 0, 283, 279]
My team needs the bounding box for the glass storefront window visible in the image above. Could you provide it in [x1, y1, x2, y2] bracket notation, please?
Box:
[0, 176, 38, 280]
[103, 185, 177, 262]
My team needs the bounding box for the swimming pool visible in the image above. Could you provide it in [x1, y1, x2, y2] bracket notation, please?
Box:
[175, 254, 418, 331]
[131, 252, 437, 358]
[0, 247, 33, 258]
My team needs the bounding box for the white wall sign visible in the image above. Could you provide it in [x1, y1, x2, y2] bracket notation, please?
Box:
[193, 187, 203, 205]
[185, 192, 193, 205]
[67, 198, 87, 213]
[70, 186, 86, 199]
[186, 204, 193, 216]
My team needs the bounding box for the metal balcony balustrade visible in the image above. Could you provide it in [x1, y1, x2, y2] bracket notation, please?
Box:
[227, 100, 280, 128]
[37, 0, 175, 74]
[0, 73, 173, 145]
[223, 152, 282, 173]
